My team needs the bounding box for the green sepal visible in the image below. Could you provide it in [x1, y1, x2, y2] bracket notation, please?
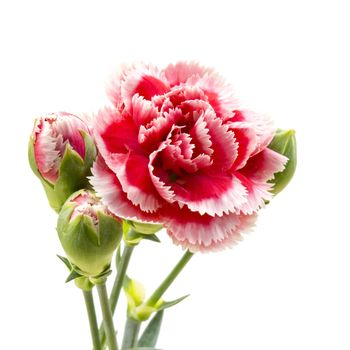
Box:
[57, 254, 72, 270]
[54, 145, 89, 209]
[65, 269, 82, 283]
[156, 294, 189, 312]
[123, 221, 161, 246]
[268, 129, 297, 195]
[140, 234, 161, 243]
[81, 130, 96, 168]
[137, 310, 164, 348]
[126, 220, 163, 235]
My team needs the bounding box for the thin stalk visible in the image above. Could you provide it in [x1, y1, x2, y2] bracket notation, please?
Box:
[97, 283, 119, 350]
[100, 245, 134, 348]
[83, 290, 102, 350]
[121, 317, 141, 350]
[145, 250, 194, 307]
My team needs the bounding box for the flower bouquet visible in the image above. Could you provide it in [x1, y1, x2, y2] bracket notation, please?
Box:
[29, 62, 296, 350]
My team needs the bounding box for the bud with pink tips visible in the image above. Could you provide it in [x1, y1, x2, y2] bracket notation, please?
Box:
[28, 112, 96, 212]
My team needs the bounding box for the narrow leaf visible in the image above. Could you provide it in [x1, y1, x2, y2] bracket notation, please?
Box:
[157, 295, 190, 312]
[138, 310, 164, 348]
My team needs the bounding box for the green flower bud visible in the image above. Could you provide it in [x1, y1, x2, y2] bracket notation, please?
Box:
[268, 129, 297, 195]
[57, 190, 122, 278]
[28, 112, 96, 212]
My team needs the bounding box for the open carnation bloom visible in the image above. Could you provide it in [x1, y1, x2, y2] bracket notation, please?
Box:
[90, 62, 288, 252]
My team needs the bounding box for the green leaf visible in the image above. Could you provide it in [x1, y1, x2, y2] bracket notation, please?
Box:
[157, 294, 190, 312]
[65, 269, 82, 283]
[57, 255, 71, 270]
[138, 310, 164, 348]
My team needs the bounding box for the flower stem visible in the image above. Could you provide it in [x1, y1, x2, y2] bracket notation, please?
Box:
[83, 290, 102, 350]
[121, 317, 141, 350]
[96, 283, 119, 350]
[100, 245, 134, 348]
[145, 250, 194, 307]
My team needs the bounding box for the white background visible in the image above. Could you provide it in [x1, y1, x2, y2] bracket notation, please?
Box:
[1, 0, 350, 349]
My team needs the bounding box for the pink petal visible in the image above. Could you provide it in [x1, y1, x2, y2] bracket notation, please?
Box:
[187, 72, 239, 119]
[54, 112, 88, 158]
[106, 151, 163, 213]
[235, 173, 273, 214]
[94, 107, 141, 158]
[189, 114, 214, 157]
[240, 148, 288, 183]
[228, 121, 258, 170]
[203, 108, 238, 171]
[90, 156, 161, 223]
[163, 61, 214, 87]
[148, 141, 176, 203]
[131, 94, 160, 126]
[168, 171, 247, 217]
[161, 204, 256, 252]
[138, 107, 183, 150]
[121, 63, 169, 111]
[234, 110, 275, 156]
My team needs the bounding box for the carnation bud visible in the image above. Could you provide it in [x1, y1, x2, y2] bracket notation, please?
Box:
[28, 112, 96, 212]
[268, 129, 297, 195]
[57, 190, 122, 278]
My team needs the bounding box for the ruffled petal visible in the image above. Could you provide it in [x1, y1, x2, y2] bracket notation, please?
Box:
[203, 108, 238, 171]
[235, 173, 273, 214]
[121, 63, 169, 111]
[106, 151, 163, 213]
[161, 204, 256, 252]
[93, 107, 141, 157]
[187, 72, 239, 119]
[240, 148, 288, 183]
[131, 94, 160, 126]
[168, 171, 247, 216]
[234, 110, 275, 156]
[138, 107, 183, 150]
[228, 121, 258, 170]
[90, 156, 161, 223]
[163, 61, 214, 87]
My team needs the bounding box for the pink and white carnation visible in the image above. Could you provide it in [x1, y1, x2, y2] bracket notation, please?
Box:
[90, 62, 288, 252]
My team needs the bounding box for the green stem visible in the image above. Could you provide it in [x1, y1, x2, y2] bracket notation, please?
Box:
[145, 250, 194, 307]
[97, 283, 119, 350]
[83, 290, 102, 350]
[100, 245, 134, 348]
[121, 317, 141, 350]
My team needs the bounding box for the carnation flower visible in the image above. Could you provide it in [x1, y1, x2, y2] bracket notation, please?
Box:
[90, 62, 288, 252]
